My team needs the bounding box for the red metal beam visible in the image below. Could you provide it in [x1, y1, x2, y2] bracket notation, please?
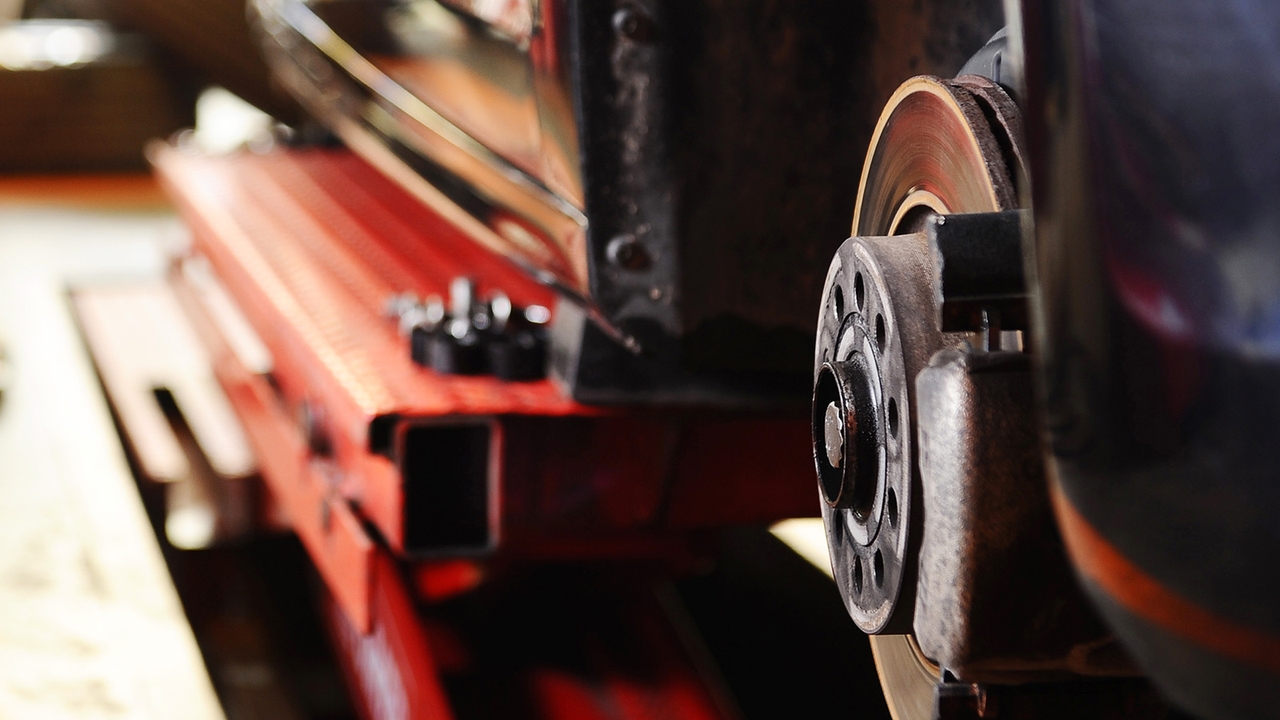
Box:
[171, 260, 376, 631]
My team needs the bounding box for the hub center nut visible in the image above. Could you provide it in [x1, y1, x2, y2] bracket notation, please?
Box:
[813, 358, 881, 513]
[824, 401, 845, 468]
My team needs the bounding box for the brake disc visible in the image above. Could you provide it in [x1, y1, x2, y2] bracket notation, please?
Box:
[813, 74, 1022, 720]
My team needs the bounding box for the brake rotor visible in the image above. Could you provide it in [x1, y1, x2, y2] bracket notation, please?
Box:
[813, 74, 1022, 720]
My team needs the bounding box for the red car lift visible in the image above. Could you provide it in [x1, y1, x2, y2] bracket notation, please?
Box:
[152, 144, 817, 720]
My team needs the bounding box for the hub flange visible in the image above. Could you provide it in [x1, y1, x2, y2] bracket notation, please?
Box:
[814, 232, 940, 635]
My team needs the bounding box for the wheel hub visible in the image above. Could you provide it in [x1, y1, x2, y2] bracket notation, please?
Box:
[812, 73, 1024, 717]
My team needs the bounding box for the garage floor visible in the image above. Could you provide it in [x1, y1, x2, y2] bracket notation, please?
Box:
[0, 177, 224, 720]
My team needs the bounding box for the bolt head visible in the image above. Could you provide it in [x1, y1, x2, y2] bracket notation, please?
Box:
[606, 234, 651, 271]
[611, 7, 653, 41]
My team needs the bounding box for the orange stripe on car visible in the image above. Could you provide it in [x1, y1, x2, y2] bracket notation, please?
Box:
[1051, 483, 1280, 676]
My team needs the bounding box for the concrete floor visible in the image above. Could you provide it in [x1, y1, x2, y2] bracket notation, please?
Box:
[0, 178, 223, 720]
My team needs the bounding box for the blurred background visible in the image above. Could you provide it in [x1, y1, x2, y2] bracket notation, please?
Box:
[0, 5, 878, 719]
[0, 5, 336, 718]
[0, 0, 297, 172]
